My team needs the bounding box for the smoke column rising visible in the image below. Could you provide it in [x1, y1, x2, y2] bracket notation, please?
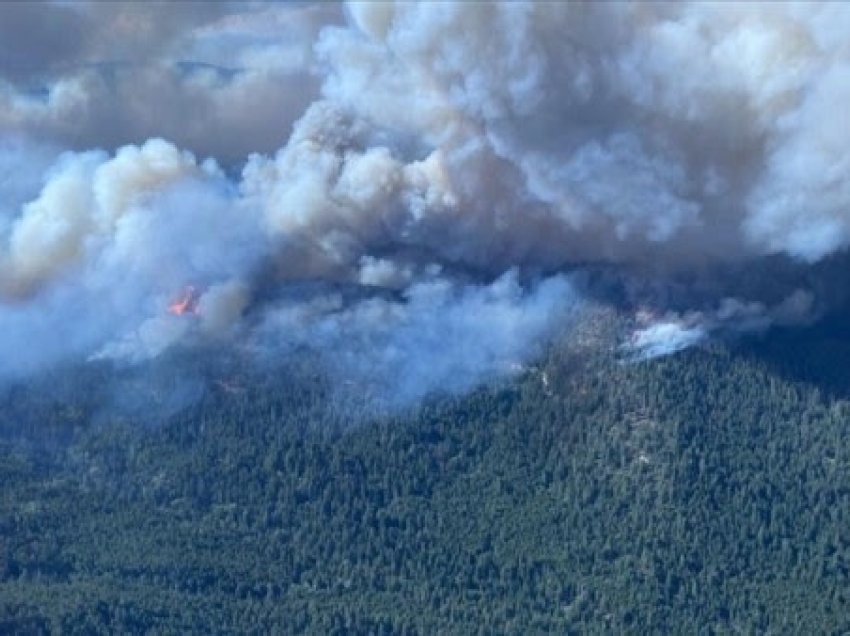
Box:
[1, 2, 849, 400]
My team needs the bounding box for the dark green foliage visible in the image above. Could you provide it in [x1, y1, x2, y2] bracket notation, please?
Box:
[2, 336, 850, 633]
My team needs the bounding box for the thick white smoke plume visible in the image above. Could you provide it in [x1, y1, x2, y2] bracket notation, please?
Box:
[256, 271, 576, 407]
[2, 2, 850, 402]
[622, 290, 816, 361]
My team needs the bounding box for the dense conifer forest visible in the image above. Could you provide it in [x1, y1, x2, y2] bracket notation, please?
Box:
[3, 322, 850, 633]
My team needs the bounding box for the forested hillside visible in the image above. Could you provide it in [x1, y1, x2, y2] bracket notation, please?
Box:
[3, 328, 850, 633]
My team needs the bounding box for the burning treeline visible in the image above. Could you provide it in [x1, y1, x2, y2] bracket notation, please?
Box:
[168, 287, 200, 317]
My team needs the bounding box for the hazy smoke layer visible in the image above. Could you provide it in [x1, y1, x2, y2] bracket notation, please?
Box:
[2, 2, 850, 402]
[0, 2, 339, 161]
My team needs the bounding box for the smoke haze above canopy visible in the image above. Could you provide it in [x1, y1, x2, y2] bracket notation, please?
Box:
[1, 1, 849, 399]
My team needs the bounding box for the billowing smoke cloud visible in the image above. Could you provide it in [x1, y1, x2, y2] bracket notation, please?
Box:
[255, 271, 577, 407]
[0, 2, 340, 161]
[622, 289, 817, 361]
[2, 2, 850, 407]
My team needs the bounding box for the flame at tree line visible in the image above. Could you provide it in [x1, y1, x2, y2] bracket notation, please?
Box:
[168, 286, 200, 317]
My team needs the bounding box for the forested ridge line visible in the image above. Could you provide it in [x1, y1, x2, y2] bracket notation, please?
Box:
[2, 334, 850, 633]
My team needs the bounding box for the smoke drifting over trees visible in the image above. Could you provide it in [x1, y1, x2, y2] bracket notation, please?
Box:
[1, 2, 849, 400]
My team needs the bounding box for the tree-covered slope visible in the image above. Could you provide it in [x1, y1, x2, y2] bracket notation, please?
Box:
[2, 335, 850, 633]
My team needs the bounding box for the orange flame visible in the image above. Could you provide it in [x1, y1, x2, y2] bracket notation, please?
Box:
[168, 286, 200, 316]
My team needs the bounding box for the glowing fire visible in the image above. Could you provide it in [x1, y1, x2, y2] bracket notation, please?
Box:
[168, 286, 200, 316]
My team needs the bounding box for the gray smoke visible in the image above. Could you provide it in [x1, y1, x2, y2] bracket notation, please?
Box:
[1, 2, 850, 405]
[0, 2, 339, 161]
